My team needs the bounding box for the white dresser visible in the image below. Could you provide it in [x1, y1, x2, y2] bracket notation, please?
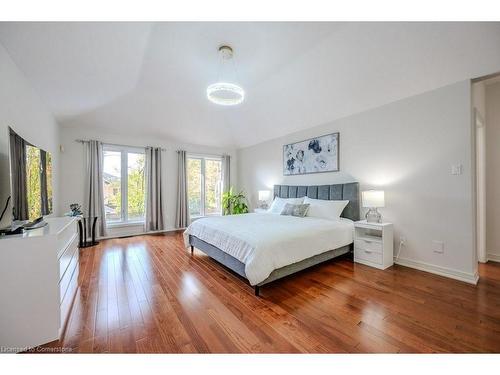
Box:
[0, 217, 79, 351]
[354, 220, 394, 270]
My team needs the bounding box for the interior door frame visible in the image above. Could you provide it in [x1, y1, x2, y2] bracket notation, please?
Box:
[474, 108, 487, 263]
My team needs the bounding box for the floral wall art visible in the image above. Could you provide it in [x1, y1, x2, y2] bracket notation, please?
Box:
[283, 132, 339, 175]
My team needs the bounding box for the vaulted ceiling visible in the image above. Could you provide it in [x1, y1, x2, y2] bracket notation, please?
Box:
[1, 22, 500, 148]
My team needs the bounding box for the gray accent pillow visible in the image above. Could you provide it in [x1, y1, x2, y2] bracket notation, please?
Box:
[280, 203, 310, 217]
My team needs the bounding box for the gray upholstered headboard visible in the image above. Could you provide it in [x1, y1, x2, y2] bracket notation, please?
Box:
[273, 183, 360, 221]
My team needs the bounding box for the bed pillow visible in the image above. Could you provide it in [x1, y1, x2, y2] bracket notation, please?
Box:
[303, 197, 349, 220]
[280, 203, 310, 218]
[267, 197, 304, 214]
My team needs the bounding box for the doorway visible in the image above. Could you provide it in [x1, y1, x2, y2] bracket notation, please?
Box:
[472, 73, 500, 265]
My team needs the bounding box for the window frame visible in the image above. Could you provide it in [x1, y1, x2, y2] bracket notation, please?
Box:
[103, 144, 146, 227]
[187, 153, 223, 218]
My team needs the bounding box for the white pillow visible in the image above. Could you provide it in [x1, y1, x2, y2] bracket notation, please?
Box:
[267, 197, 304, 214]
[303, 197, 349, 220]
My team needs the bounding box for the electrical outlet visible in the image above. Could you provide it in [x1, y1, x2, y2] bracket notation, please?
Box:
[432, 240, 444, 254]
[400, 236, 406, 246]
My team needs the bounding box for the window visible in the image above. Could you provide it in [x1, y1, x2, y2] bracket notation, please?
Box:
[103, 145, 145, 225]
[187, 155, 222, 217]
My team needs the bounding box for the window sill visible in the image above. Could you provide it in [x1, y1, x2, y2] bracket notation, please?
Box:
[106, 221, 145, 229]
[190, 214, 222, 221]
[190, 214, 222, 219]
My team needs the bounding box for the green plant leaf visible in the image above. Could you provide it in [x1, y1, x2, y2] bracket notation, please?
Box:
[221, 186, 249, 215]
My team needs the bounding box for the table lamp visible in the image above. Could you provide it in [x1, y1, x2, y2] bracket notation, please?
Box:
[258, 190, 271, 209]
[362, 190, 385, 223]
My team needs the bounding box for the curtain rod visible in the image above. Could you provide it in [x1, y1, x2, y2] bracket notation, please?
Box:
[182, 151, 229, 158]
[75, 139, 166, 151]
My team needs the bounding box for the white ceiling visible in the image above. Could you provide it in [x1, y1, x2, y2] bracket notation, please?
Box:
[1, 22, 500, 148]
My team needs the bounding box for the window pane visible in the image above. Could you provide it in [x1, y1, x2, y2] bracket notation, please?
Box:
[187, 158, 202, 216]
[205, 159, 222, 215]
[127, 152, 145, 222]
[103, 150, 121, 222]
[26, 145, 42, 221]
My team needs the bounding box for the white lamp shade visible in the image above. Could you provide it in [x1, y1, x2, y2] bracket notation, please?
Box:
[362, 190, 385, 208]
[258, 190, 271, 201]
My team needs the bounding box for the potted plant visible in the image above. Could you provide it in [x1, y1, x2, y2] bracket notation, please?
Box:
[222, 187, 249, 215]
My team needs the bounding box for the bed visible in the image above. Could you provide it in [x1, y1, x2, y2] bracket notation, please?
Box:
[184, 183, 359, 296]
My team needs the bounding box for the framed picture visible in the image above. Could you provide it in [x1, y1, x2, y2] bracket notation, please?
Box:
[283, 132, 339, 175]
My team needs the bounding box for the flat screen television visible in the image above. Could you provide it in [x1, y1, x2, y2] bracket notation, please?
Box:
[8, 127, 53, 224]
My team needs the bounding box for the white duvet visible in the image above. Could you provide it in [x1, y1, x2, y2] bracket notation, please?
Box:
[183, 213, 354, 286]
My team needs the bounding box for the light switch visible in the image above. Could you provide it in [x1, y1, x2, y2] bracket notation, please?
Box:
[451, 164, 463, 175]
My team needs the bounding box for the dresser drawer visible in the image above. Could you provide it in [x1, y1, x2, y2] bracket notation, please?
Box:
[59, 234, 78, 281]
[354, 238, 382, 253]
[60, 260, 79, 337]
[57, 221, 78, 259]
[355, 247, 383, 265]
[59, 248, 78, 303]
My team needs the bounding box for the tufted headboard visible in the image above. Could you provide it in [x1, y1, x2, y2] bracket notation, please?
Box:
[273, 183, 360, 221]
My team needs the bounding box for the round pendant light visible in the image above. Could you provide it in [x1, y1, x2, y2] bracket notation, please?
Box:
[207, 82, 245, 106]
[207, 46, 245, 106]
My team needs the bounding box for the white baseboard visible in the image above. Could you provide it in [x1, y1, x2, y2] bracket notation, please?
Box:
[487, 253, 500, 263]
[394, 257, 479, 285]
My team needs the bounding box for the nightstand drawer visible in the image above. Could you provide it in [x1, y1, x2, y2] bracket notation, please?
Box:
[354, 238, 382, 253]
[355, 247, 383, 264]
[354, 220, 393, 270]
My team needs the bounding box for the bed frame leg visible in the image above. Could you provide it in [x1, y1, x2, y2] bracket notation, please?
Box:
[190, 245, 194, 254]
[254, 286, 260, 297]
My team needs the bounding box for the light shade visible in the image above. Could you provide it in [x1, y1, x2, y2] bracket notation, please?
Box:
[362, 190, 385, 208]
[207, 82, 245, 106]
[258, 190, 271, 201]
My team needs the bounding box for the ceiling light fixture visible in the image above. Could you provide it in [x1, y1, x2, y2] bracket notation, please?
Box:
[207, 45, 245, 106]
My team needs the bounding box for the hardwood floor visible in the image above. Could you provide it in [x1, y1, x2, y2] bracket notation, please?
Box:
[55, 232, 500, 353]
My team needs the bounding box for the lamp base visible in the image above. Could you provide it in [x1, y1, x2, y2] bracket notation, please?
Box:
[366, 208, 382, 223]
[258, 201, 269, 210]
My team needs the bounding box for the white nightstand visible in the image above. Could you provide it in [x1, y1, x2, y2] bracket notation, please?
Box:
[253, 208, 268, 213]
[354, 220, 394, 270]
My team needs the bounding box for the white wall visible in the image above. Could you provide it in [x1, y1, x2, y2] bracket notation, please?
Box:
[238, 80, 477, 283]
[0, 44, 60, 228]
[485, 81, 500, 262]
[59, 126, 237, 237]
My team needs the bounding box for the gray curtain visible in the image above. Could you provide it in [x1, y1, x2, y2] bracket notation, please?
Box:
[175, 150, 190, 228]
[222, 154, 231, 194]
[84, 140, 106, 237]
[145, 147, 165, 231]
[9, 128, 28, 221]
